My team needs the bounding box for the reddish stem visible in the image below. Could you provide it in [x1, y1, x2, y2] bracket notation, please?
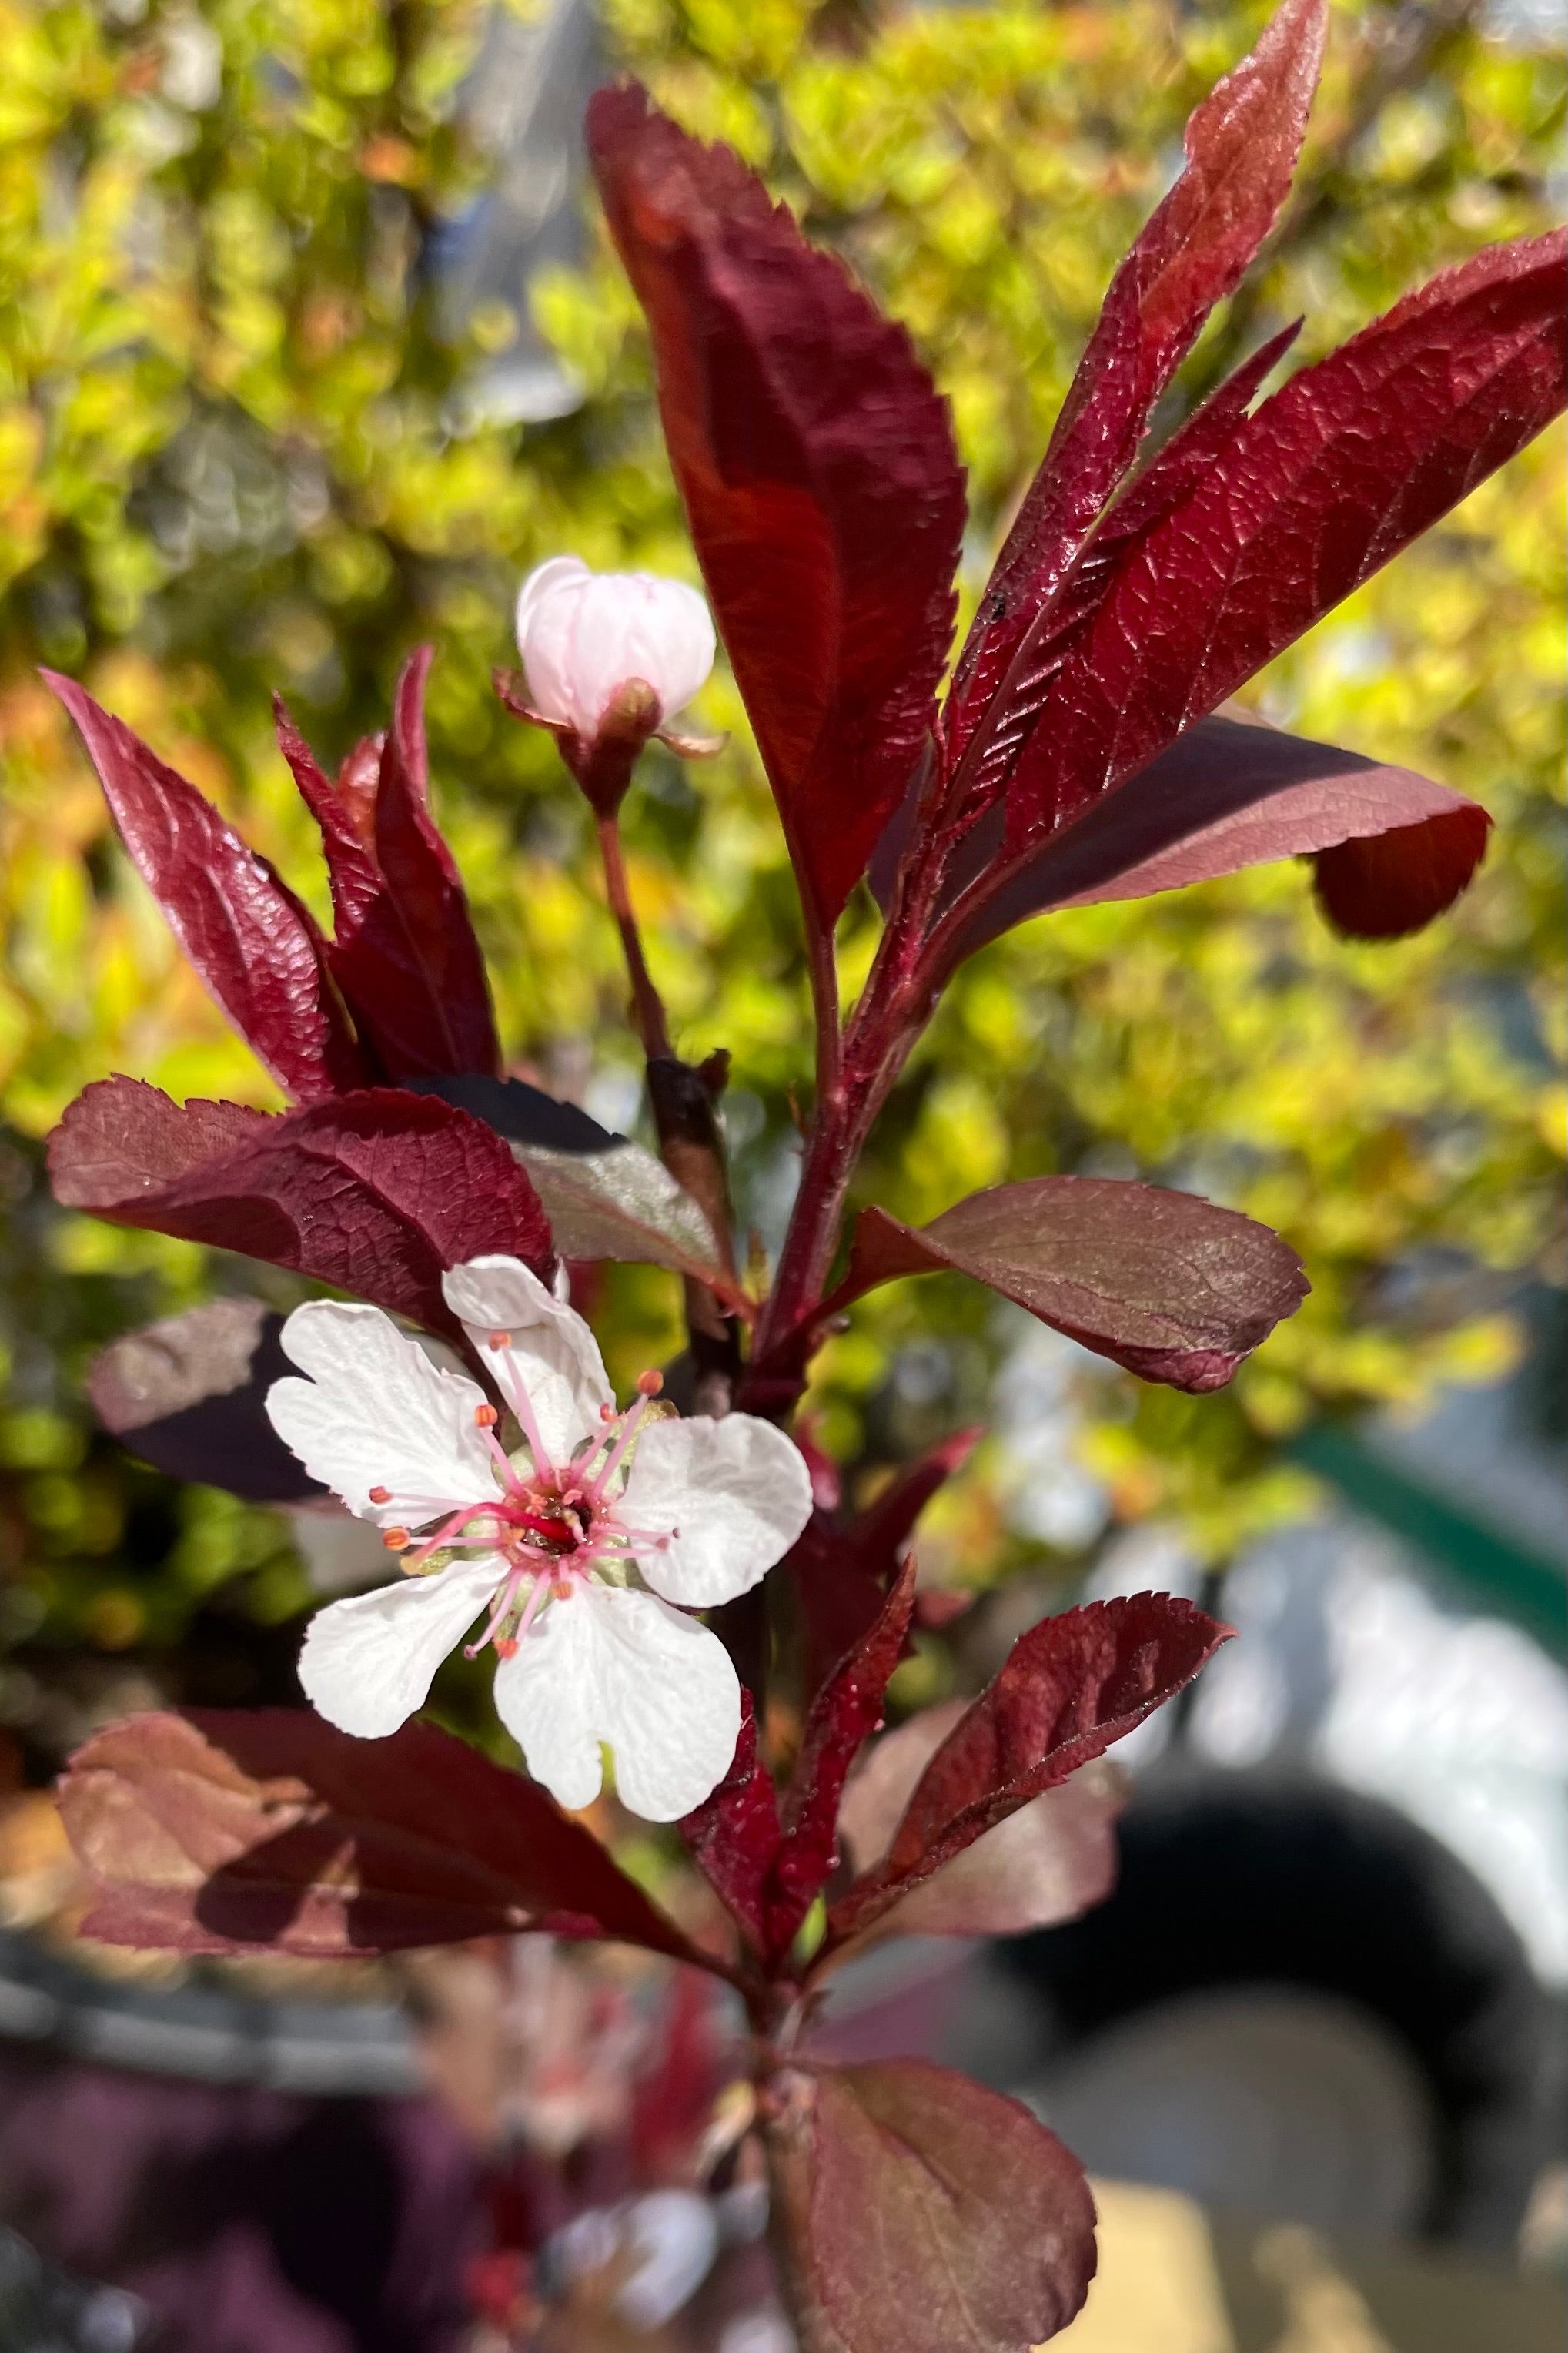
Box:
[597, 813, 674, 1062]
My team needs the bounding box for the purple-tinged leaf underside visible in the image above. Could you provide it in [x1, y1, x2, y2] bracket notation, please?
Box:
[588, 83, 966, 932]
[48, 1079, 552, 1346]
[830, 1594, 1231, 1943]
[1007, 229, 1568, 848]
[837, 1176, 1308, 1394]
[765, 2057, 1096, 2352]
[934, 714, 1491, 966]
[86, 1298, 324, 1503]
[275, 649, 501, 1082]
[59, 1710, 705, 1963]
[406, 1074, 737, 1295]
[45, 671, 366, 1103]
[944, 0, 1326, 797]
[836, 1701, 1122, 1943]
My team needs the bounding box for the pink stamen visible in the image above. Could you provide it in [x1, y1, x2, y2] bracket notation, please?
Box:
[512, 1568, 553, 1645]
[584, 1393, 652, 1501]
[464, 1565, 525, 1659]
[471, 1327, 564, 1474]
[476, 1419, 526, 1493]
[403, 1498, 503, 1571]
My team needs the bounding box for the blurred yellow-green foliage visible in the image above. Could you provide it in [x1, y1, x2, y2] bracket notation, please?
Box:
[0, 0, 1562, 1714]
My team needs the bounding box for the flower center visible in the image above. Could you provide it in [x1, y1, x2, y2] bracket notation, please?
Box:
[373, 1373, 675, 1665]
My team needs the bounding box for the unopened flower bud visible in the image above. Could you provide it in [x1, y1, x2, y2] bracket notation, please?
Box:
[515, 557, 715, 742]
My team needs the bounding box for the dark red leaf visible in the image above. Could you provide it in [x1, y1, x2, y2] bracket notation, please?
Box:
[45, 671, 366, 1102]
[766, 2057, 1095, 2351]
[935, 714, 1490, 966]
[59, 1709, 706, 1963]
[679, 1690, 781, 1952]
[1313, 802, 1493, 939]
[945, 0, 1326, 794]
[766, 1561, 917, 1959]
[1010, 230, 1567, 847]
[837, 1177, 1307, 1394]
[86, 1298, 323, 1503]
[276, 651, 501, 1081]
[787, 1430, 979, 1702]
[587, 83, 965, 932]
[48, 1078, 552, 1344]
[829, 1595, 1230, 1943]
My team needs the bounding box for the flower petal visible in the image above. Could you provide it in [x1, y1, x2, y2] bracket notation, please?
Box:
[298, 1555, 505, 1739]
[622, 1414, 811, 1608]
[493, 1582, 741, 1822]
[516, 554, 590, 651]
[267, 1300, 497, 1529]
[443, 1254, 613, 1471]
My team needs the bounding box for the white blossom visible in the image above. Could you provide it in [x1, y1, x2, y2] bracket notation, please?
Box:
[515, 557, 715, 741]
[265, 1257, 810, 1822]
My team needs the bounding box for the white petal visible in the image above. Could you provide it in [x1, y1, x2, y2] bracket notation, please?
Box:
[516, 554, 590, 649]
[442, 1255, 613, 1471]
[267, 1300, 497, 1529]
[493, 1582, 740, 1822]
[518, 574, 593, 731]
[621, 1414, 811, 1609]
[297, 1555, 505, 1739]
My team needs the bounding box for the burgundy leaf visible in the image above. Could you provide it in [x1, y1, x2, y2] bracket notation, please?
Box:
[836, 1177, 1307, 1394]
[587, 83, 965, 932]
[936, 714, 1491, 966]
[86, 1298, 323, 1504]
[48, 1078, 552, 1344]
[766, 1562, 917, 1959]
[45, 671, 366, 1102]
[945, 0, 1326, 792]
[837, 1702, 1122, 1942]
[679, 1690, 781, 1952]
[276, 651, 501, 1081]
[787, 1430, 980, 1702]
[1312, 803, 1493, 939]
[830, 1595, 1230, 1942]
[766, 2057, 1095, 2352]
[1009, 230, 1567, 848]
[59, 1709, 706, 1963]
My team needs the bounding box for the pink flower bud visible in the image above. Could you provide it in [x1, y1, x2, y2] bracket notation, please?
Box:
[515, 557, 715, 742]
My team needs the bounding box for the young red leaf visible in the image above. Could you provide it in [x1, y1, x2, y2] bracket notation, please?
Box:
[276, 650, 502, 1081]
[587, 84, 965, 932]
[59, 1709, 706, 1963]
[86, 1298, 323, 1503]
[45, 671, 366, 1102]
[785, 1429, 979, 1702]
[934, 714, 1491, 967]
[679, 1689, 781, 1952]
[766, 2057, 1095, 2352]
[48, 1078, 552, 1344]
[765, 1561, 918, 1960]
[837, 1177, 1308, 1394]
[1312, 803, 1494, 939]
[945, 0, 1326, 790]
[830, 1594, 1230, 1943]
[836, 1701, 1122, 1944]
[1011, 230, 1567, 846]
